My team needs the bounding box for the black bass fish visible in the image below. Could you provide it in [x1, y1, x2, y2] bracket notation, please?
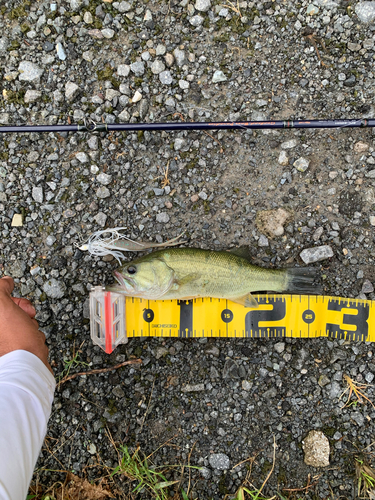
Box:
[108, 248, 321, 307]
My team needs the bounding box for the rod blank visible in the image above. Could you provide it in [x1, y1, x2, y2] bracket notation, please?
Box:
[0, 118, 374, 134]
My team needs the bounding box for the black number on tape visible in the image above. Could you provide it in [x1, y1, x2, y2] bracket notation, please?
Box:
[221, 309, 234, 323]
[326, 299, 369, 341]
[245, 297, 286, 338]
[302, 309, 315, 324]
[143, 308, 154, 323]
[178, 300, 193, 338]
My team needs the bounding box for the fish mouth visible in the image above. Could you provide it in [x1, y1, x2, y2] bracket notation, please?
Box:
[113, 270, 134, 290]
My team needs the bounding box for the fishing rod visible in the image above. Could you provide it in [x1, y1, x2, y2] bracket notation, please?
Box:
[0, 118, 375, 134]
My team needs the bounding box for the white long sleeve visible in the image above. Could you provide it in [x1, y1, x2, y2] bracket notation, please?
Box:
[0, 350, 56, 500]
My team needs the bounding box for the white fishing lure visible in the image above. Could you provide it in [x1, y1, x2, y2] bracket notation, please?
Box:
[79, 227, 184, 264]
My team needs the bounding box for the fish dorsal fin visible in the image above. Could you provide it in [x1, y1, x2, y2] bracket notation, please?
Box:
[230, 293, 259, 309]
[228, 246, 253, 261]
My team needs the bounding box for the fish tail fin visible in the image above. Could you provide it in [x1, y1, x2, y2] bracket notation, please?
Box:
[286, 267, 321, 295]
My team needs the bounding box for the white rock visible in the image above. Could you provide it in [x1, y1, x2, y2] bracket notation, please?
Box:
[130, 61, 145, 75]
[76, 152, 88, 163]
[106, 89, 120, 101]
[303, 430, 330, 467]
[307, 4, 319, 14]
[24, 90, 42, 103]
[195, 0, 211, 11]
[362, 279, 374, 293]
[97, 173, 112, 185]
[94, 212, 107, 227]
[278, 150, 289, 166]
[101, 28, 115, 39]
[281, 139, 298, 149]
[132, 90, 142, 103]
[118, 109, 130, 121]
[164, 53, 175, 67]
[189, 14, 204, 26]
[156, 44, 166, 55]
[18, 61, 43, 82]
[242, 380, 252, 391]
[43, 278, 66, 299]
[88, 443, 97, 455]
[116, 1, 132, 12]
[65, 81, 80, 101]
[182, 383, 205, 392]
[174, 138, 187, 151]
[294, 157, 310, 172]
[144, 9, 152, 21]
[11, 214, 23, 227]
[370, 215, 375, 226]
[96, 187, 110, 199]
[117, 64, 130, 77]
[179, 80, 189, 89]
[300, 245, 333, 264]
[0, 113, 9, 124]
[354, 141, 369, 153]
[212, 70, 227, 83]
[355, 1, 375, 23]
[70, 0, 83, 10]
[258, 234, 269, 247]
[83, 11, 93, 23]
[173, 48, 187, 66]
[156, 212, 170, 223]
[274, 342, 285, 353]
[314, 0, 338, 7]
[151, 59, 165, 74]
[159, 70, 173, 85]
[56, 42, 66, 60]
[46, 235, 56, 246]
[32, 187, 43, 203]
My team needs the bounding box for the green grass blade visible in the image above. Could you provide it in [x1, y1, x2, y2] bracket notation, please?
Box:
[181, 488, 189, 500]
[155, 480, 179, 490]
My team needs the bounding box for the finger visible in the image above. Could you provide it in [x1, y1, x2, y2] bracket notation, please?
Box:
[0, 276, 14, 297]
[30, 318, 39, 328]
[11, 297, 36, 318]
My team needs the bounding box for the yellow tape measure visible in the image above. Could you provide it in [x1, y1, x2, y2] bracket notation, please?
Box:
[89, 289, 375, 352]
[125, 295, 375, 341]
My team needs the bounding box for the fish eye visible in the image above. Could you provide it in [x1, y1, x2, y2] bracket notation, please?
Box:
[127, 265, 137, 275]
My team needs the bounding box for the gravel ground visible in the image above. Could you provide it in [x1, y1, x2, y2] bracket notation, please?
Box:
[2, 0, 375, 498]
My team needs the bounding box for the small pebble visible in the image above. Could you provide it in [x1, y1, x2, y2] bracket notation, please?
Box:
[96, 187, 110, 199]
[56, 42, 66, 60]
[18, 61, 43, 82]
[156, 212, 170, 223]
[159, 70, 173, 85]
[300, 245, 333, 264]
[212, 70, 227, 83]
[209, 453, 230, 470]
[11, 214, 23, 227]
[281, 139, 298, 149]
[294, 157, 310, 172]
[362, 279, 374, 294]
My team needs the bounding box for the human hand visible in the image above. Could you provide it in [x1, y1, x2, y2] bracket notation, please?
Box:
[0, 276, 53, 374]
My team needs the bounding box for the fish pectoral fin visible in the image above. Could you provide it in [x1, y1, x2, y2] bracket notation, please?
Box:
[175, 273, 201, 287]
[230, 293, 259, 308]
